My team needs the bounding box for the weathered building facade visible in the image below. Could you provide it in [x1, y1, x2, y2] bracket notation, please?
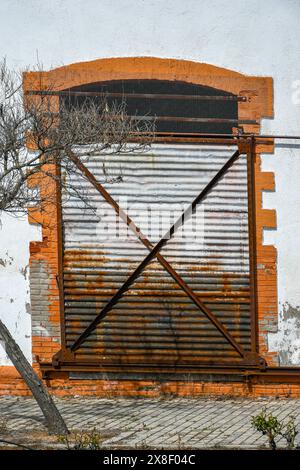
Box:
[1, 0, 300, 397]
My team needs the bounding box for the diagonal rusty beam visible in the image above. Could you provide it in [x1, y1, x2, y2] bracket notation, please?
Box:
[67, 148, 244, 356]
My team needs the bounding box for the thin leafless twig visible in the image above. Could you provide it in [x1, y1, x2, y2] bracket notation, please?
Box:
[0, 59, 154, 219]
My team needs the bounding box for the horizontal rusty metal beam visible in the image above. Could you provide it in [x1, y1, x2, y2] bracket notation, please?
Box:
[140, 133, 300, 140]
[39, 112, 257, 125]
[26, 89, 247, 101]
[142, 137, 247, 144]
[39, 361, 300, 382]
[44, 359, 262, 373]
[130, 116, 258, 125]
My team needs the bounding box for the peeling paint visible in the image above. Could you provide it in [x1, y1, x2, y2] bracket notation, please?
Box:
[268, 303, 300, 365]
[25, 302, 31, 315]
[282, 303, 300, 324]
[0, 212, 41, 365]
[4, 252, 13, 265]
[19, 265, 29, 280]
[0, 253, 14, 267]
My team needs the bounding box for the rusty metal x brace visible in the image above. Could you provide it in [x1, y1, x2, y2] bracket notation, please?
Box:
[59, 146, 254, 363]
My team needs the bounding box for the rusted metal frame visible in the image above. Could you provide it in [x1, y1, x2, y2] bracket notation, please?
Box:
[26, 89, 247, 101]
[42, 362, 264, 375]
[128, 133, 300, 141]
[247, 137, 259, 354]
[40, 361, 300, 382]
[55, 162, 67, 348]
[39, 112, 258, 126]
[133, 136, 273, 146]
[133, 133, 300, 140]
[150, 138, 244, 145]
[151, 138, 245, 146]
[92, 132, 300, 139]
[66, 149, 245, 358]
[130, 116, 258, 125]
[139, 132, 260, 137]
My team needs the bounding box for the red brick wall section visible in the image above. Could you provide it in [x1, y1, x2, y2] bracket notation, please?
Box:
[27, 166, 62, 365]
[0, 57, 282, 397]
[2, 366, 300, 398]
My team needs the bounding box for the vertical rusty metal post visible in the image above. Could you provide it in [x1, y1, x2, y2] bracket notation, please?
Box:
[247, 137, 259, 354]
[55, 162, 67, 349]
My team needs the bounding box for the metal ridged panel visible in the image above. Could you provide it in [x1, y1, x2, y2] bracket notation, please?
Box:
[61, 144, 250, 366]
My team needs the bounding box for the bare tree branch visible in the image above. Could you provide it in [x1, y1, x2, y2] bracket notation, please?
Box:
[0, 60, 154, 215]
[0, 58, 154, 435]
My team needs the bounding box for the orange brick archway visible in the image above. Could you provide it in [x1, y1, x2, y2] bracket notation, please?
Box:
[0, 57, 283, 397]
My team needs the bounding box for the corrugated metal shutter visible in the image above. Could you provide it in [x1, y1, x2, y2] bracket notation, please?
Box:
[62, 144, 251, 366]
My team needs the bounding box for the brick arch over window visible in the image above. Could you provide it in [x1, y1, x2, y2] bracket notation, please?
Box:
[24, 57, 273, 131]
[23, 58, 277, 376]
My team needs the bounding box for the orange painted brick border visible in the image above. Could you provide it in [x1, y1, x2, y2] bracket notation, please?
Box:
[1, 57, 280, 397]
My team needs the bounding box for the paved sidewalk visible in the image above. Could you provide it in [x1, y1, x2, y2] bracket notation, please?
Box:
[1, 396, 300, 449]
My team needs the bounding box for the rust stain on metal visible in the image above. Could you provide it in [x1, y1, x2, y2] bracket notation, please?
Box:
[59, 144, 258, 368]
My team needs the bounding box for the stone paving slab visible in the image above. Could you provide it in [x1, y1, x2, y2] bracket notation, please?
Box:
[1, 396, 300, 449]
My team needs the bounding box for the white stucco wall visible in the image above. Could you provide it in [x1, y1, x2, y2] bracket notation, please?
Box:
[0, 0, 300, 365]
[0, 214, 41, 364]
